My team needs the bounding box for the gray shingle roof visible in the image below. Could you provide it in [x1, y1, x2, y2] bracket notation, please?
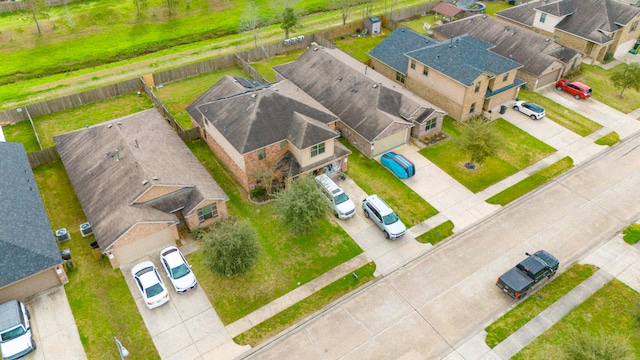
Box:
[188, 78, 340, 154]
[433, 14, 578, 76]
[406, 34, 522, 86]
[274, 47, 438, 143]
[53, 109, 228, 251]
[368, 27, 437, 74]
[0, 142, 62, 288]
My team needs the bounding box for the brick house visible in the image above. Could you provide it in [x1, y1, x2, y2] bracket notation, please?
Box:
[273, 46, 446, 158]
[187, 77, 351, 192]
[0, 142, 68, 303]
[54, 109, 229, 268]
[370, 28, 523, 121]
[433, 14, 582, 90]
[497, 0, 640, 63]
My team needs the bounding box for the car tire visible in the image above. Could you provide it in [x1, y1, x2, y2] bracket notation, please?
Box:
[364, 210, 369, 218]
[574, 94, 581, 100]
[530, 114, 537, 120]
[513, 106, 519, 111]
[519, 291, 527, 299]
[548, 270, 556, 278]
[556, 86, 562, 91]
[334, 211, 339, 218]
[384, 231, 390, 239]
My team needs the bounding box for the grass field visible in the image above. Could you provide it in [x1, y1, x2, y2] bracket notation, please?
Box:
[572, 64, 640, 114]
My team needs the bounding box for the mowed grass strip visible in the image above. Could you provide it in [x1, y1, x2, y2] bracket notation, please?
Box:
[485, 264, 597, 348]
[573, 64, 640, 114]
[420, 117, 556, 193]
[415, 220, 454, 245]
[340, 140, 438, 227]
[512, 279, 640, 359]
[234, 262, 376, 346]
[187, 140, 362, 324]
[486, 156, 573, 206]
[518, 89, 602, 136]
[33, 161, 159, 359]
[594, 131, 620, 146]
[623, 223, 640, 245]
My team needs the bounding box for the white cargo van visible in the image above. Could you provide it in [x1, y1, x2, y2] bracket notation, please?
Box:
[0, 300, 35, 360]
[315, 174, 356, 219]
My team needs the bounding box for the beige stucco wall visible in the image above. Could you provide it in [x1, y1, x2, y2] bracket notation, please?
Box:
[295, 138, 335, 168]
[532, 10, 563, 33]
[204, 119, 247, 172]
[107, 224, 178, 268]
[0, 267, 66, 303]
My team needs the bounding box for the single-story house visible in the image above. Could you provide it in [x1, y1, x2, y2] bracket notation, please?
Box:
[433, 14, 582, 90]
[273, 46, 446, 158]
[54, 109, 229, 268]
[497, 0, 640, 62]
[370, 28, 524, 121]
[187, 77, 351, 192]
[0, 142, 68, 303]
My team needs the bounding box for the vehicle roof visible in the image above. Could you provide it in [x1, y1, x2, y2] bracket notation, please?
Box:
[316, 174, 344, 195]
[132, 261, 160, 287]
[0, 300, 22, 331]
[365, 194, 394, 216]
[161, 247, 186, 268]
[567, 80, 590, 89]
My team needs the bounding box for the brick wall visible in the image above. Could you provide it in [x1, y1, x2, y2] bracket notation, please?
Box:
[184, 200, 227, 230]
[336, 122, 373, 157]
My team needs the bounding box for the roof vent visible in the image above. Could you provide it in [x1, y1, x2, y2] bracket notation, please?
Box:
[313, 47, 319, 51]
[116, 122, 122, 126]
[251, 93, 257, 97]
[142, 180, 149, 185]
[509, 55, 513, 59]
[482, 15, 487, 19]
[545, 38, 550, 42]
[373, 84, 378, 88]
[152, 176, 159, 180]
[107, 124, 113, 129]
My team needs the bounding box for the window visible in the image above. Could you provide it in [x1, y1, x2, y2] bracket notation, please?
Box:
[470, 102, 476, 113]
[540, 13, 546, 23]
[311, 143, 325, 157]
[425, 118, 437, 130]
[423, 67, 429, 76]
[280, 140, 287, 148]
[474, 82, 481, 93]
[410, 60, 416, 69]
[197, 204, 218, 223]
[396, 72, 405, 84]
[503, 73, 508, 82]
[632, 20, 638, 32]
[257, 148, 266, 160]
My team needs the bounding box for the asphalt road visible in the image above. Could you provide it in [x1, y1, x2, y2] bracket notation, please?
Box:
[241, 129, 640, 359]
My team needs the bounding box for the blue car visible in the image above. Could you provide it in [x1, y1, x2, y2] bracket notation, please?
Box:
[381, 152, 415, 179]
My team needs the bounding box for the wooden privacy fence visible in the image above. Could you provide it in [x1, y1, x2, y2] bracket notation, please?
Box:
[0, 0, 80, 14]
[27, 146, 59, 169]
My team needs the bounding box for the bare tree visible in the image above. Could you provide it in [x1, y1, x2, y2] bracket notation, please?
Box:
[360, 0, 374, 21]
[333, 0, 355, 25]
[134, 0, 148, 15]
[22, 0, 49, 34]
[240, 2, 262, 48]
[255, 160, 284, 197]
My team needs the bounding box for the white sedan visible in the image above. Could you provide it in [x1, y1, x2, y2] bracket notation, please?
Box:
[160, 246, 198, 293]
[513, 100, 545, 120]
[131, 261, 170, 309]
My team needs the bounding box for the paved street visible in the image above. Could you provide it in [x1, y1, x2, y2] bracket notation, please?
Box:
[241, 128, 640, 359]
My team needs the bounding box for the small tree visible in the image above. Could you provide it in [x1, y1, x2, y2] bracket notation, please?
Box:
[134, 0, 148, 15]
[281, 7, 298, 39]
[255, 160, 284, 198]
[274, 174, 331, 235]
[611, 61, 640, 98]
[332, 0, 354, 25]
[240, 2, 262, 48]
[22, 0, 49, 34]
[202, 219, 261, 276]
[360, 0, 374, 21]
[564, 331, 634, 360]
[454, 115, 502, 170]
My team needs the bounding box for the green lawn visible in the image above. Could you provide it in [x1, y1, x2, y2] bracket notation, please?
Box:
[187, 140, 363, 324]
[623, 223, 640, 245]
[3, 92, 153, 151]
[513, 280, 640, 359]
[397, 15, 438, 35]
[518, 89, 602, 137]
[572, 64, 640, 114]
[33, 161, 158, 359]
[250, 48, 306, 82]
[594, 131, 620, 146]
[332, 28, 390, 62]
[415, 220, 454, 245]
[483, 1, 513, 16]
[234, 262, 376, 346]
[420, 116, 556, 193]
[154, 66, 247, 129]
[486, 157, 573, 206]
[340, 139, 439, 227]
[485, 264, 597, 348]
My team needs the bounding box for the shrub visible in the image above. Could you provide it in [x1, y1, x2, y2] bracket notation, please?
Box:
[202, 219, 261, 276]
[273, 174, 331, 235]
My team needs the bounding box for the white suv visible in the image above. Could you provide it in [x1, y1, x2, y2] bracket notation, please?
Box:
[315, 174, 356, 219]
[362, 194, 406, 239]
[0, 300, 35, 360]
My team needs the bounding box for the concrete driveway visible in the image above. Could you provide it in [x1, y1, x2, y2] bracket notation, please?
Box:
[242, 126, 640, 359]
[23, 286, 86, 360]
[121, 257, 249, 360]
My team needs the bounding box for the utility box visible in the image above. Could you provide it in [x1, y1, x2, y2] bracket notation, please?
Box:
[364, 16, 381, 35]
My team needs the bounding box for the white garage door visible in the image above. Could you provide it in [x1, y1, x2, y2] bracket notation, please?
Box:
[372, 129, 408, 157]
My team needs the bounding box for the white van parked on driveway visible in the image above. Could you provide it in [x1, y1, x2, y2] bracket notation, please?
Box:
[315, 174, 356, 219]
[0, 300, 35, 360]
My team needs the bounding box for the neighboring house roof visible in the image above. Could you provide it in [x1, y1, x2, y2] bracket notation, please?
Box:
[274, 47, 441, 143]
[369, 27, 437, 74]
[0, 142, 61, 289]
[433, 14, 579, 76]
[497, 0, 640, 45]
[433, 2, 464, 17]
[54, 109, 229, 251]
[385, 30, 522, 86]
[187, 77, 341, 154]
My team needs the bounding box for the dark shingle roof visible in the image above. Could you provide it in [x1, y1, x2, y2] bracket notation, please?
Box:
[188, 78, 340, 154]
[274, 47, 439, 143]
[0, 142, 62, 288]
[433, 2, 464, 17]
[406, 34, 522, 86]
[53, 109, 228, 251]
[369, 28, 436, 74]
[433, 14, 578, 76]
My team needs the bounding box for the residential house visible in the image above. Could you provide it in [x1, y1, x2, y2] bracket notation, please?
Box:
[187, 77, 351, 192]
[0, 142, 68, 303]
[54, 109, 229, 268]
[370, 28, 523, 121]
[433, 14, 581, 90]
[273, 46, 445, 158]
[497, 0, 640, 62]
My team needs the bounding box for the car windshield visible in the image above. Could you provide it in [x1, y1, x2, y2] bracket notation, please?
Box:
[1, 326, 25, 342]
[527, 103, 544, 113]
[171, 264, 191, 279]
[382, 212, 399, 225]
[334, 192, 349, 205]
[145, 283, 164, 298]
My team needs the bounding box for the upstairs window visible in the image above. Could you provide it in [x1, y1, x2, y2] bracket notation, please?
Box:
[423, 67, 429, 76]
[280, 140, 287, 148]
[257, 148, 266, 160]
[540, 13, 546, 23]
[632, 20, 638, 32]
[470, 102, 476, 113]
[502, 73, 508, 82]
[311, 143, 325, 157]
[410, 60, 416, 69]
[474, 82, 481, 93]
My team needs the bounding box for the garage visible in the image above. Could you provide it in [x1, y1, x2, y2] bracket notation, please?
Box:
[372, 128, 409, 157]
[535, 68, 562, 90]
